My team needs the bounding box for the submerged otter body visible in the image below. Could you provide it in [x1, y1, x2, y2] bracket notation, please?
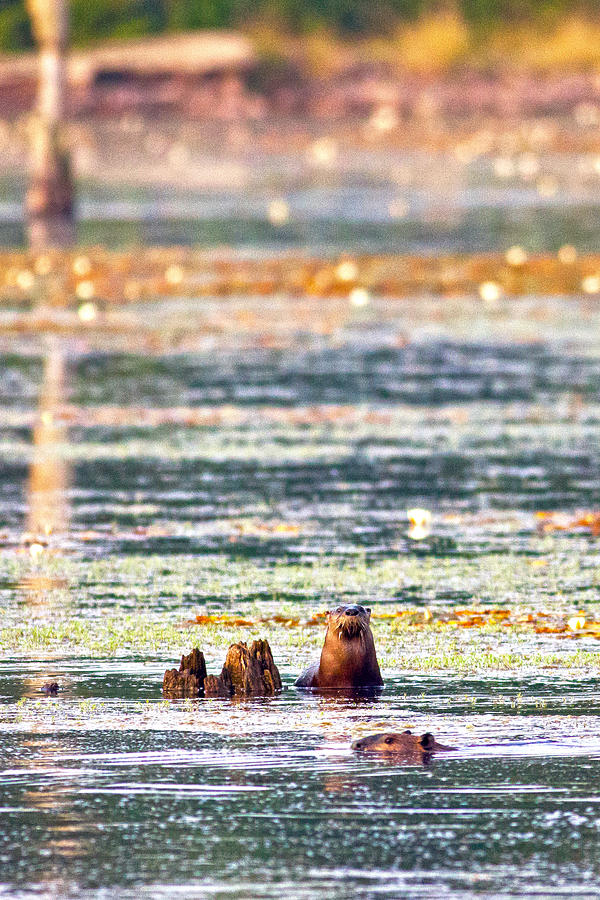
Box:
[295, 604, 383, 690]
[352, 730, 454, 757]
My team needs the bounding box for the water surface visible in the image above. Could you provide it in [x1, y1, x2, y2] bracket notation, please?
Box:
[2, 288, 600, 897]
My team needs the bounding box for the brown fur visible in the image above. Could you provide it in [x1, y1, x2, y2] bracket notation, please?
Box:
[295, 604, 383, 690]
[352, 730, 454, 756]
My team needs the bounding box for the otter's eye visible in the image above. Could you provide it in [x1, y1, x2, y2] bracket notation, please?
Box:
[384, 736, 394, 744]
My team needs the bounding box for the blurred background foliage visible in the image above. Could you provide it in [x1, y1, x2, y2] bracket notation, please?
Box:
[0, 0, 598, 51]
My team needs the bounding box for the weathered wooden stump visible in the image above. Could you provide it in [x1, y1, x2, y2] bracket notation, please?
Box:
[162, 640, 281, 699]
[203, 673, 233, 698]
[222, 639, 282, 697]
[162, 647, 207, 698]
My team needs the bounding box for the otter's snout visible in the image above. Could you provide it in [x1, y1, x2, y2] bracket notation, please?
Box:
[329, 603, 372, 639]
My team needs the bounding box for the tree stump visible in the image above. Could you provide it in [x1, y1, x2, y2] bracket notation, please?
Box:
[218, 639, 282, 697]
[162, 640, 281, 699]
[162, 647, 207, 698]
[204, 673, 233, 698]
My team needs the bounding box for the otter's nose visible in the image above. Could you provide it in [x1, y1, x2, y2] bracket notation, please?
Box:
[345, 606, 360, 616]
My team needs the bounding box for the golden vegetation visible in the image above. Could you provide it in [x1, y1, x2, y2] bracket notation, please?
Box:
[253, 14, 600, 75]
[371, 12, 470, 74]
[183, 605, 600, 642]
[480, 18, 600, 72]
[2, 249, 600, 330]
[535, 511, 600, 536]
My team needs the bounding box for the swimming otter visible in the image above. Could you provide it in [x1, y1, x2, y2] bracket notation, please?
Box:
[352, 730, 454, 756]
[295, 604, 383, 690]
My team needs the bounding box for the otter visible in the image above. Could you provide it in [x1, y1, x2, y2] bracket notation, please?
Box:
[352, 730, 454, 756]
[295, 604, 383, 690]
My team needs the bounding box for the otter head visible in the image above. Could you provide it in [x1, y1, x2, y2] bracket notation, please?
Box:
[307, 602, 383, 691]
[327, 604, 372, 641]
[352, 730, 451, 755]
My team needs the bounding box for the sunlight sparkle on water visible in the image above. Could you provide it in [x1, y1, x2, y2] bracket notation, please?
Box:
[267, 199, 290, 226]
[77, 301, 97, 321]
[478, 281, 502, 303]
[505, 246, 528, 266]
[582, 275, 600, 294]
[349, 287, 370, 307]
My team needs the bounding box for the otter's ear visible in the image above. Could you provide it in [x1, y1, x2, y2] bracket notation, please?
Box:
[366, 607, 371, 620]
[419, 733, 435, 750]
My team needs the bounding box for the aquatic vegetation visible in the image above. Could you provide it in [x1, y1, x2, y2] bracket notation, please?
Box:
[2, 596, 600, 673]
[3, 289, 600, 899]
[5, 249, 600, 325]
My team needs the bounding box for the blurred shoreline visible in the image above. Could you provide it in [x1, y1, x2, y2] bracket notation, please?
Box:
[2, 22, 599, 251]
[1, 23, 600, 121]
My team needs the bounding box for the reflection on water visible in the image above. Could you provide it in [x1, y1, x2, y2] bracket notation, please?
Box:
[7, 107, 600, 256]
[5, 200, 600, 256]
[25, 338, 70, 541]
[4, 117, 600, 254]
[14, 337, 83, 900]
[2, 672, 600, 898]
[3, 315, 600, 560]
[3, 278, 600, 895]
[17, 334, 72, 701]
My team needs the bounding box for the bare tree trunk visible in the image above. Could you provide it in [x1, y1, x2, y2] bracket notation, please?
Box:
[25, 0, 75, 247]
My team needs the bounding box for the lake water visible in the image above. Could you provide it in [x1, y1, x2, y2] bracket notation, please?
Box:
[3, 119, 600, 255]
[2, 124, 600, 898]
